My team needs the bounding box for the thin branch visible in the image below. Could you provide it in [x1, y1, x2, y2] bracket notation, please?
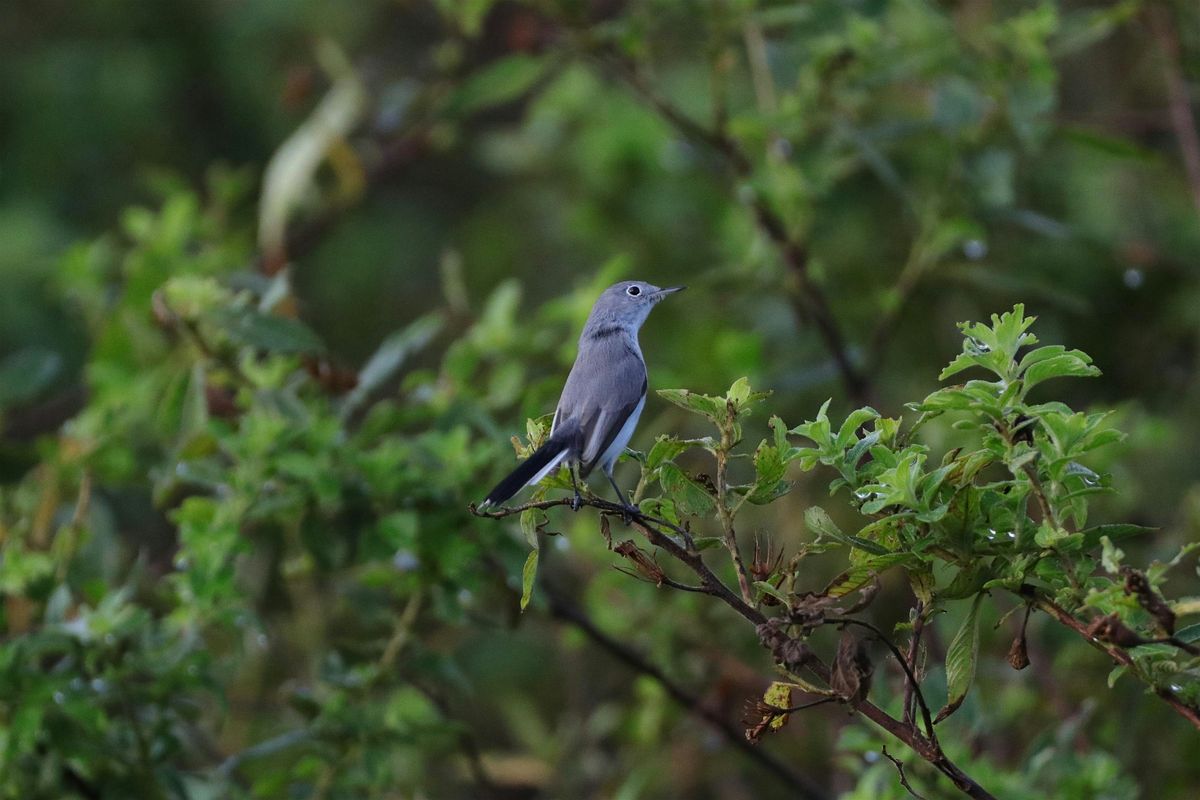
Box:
[612, 564, 715, 596]
[715, 433, 754, 605]
[475, 498, 998, 799]
[800, 658, 997, 800]
[882, 744, 930, 800]
[544, 585, 829, 800]
[1020, 586, 1200, 730]
[781, 697, 837, 713]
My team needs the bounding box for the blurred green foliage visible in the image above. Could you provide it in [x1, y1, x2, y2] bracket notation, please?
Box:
[2, 0, 1200, 797]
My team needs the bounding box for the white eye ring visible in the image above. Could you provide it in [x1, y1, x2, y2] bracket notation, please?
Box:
[626, 285, 642, 297]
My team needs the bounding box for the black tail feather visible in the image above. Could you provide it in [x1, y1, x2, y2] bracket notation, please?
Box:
[481, 438, 569, 508]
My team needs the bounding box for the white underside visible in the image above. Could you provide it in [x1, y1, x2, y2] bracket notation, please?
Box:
[597, 395, 644, 475]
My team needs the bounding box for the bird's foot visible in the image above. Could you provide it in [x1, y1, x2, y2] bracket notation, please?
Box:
[571, 490, 583, 512]
[620, 503, 638, 525]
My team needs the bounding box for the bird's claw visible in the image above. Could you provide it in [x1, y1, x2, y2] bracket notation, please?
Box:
[571, 491, 583, 512]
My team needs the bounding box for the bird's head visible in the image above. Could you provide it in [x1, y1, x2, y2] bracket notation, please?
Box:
[585, 280, 686, 334]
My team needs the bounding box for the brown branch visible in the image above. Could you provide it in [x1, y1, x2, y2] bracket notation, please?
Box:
[1148, 3, 1200, 219]
[1020, 586, 1200, 730]
[543, 585, 829, 800]
[474, 497, 997, 799]
[801, 658, 997, 800]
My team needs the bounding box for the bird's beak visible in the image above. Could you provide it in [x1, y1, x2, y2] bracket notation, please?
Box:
[655, 285, 686, 299]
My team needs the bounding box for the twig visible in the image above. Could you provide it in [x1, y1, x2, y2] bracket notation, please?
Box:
[543, 585, 829, 800]
[475, 498, 998, 799]
[612, 565, 714, 596]
[801, 657, 997, 800]
[1020, 586, 1200, 730]
[377, 589, 424, 673]
[781, 697, 837, 713]
[715, 431, 754, 605]
[882, 745, 930, 800]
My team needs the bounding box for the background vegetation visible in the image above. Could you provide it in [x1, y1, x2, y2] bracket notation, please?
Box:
[2, 1, 1199, 797]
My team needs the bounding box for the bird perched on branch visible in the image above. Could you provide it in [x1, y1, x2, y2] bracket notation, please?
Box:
[480, 280, 685, 512]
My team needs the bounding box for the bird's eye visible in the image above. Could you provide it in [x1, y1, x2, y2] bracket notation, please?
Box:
[626, 285, 642, 297]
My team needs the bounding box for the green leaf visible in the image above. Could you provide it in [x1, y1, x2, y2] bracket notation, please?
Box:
[1107, 665, 1128, 688]
[936, 593, 983, 723]
[1022, 351, 1101, 390]
[754, 581, 790, 604]
[835, 407, 881, 449]
[1100, 535, 1124, 574]
[450, 55, 547, 115]
[658, 464, 715, 516]
[519, 509, 539, 549]
[691, 537, 724, 551]
[789, 399, 833, 447]
[520, 549, 538, 612]
[1078, 524, 1154, 551]
[1175, 624, 1200, 644]
[908, 566, 935, 606]
[939, 304, 1037, 382]
[747, 440, 790, 504]
[216, 309, 325, 354]
[657, 388, 726, 422]
[823, 553, 913, 597]
[804, 507, 890, 555]
[646, 435, 691, 470]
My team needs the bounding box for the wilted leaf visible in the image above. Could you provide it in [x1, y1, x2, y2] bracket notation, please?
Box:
[615, 540, 665, 584]
[745, 681, 794, 743]
[830, 633, 873, 707]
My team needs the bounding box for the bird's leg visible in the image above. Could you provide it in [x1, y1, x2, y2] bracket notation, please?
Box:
[605, 470, 637, 523]
[569, 464, 583, 512]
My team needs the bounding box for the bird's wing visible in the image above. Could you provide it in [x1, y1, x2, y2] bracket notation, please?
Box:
[555, 335, 647, 474]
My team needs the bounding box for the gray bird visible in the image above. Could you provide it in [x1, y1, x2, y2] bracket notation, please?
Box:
[481, 280, 685, 510]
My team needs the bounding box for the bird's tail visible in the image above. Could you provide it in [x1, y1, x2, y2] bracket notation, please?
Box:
[480, 434, 572, 509]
